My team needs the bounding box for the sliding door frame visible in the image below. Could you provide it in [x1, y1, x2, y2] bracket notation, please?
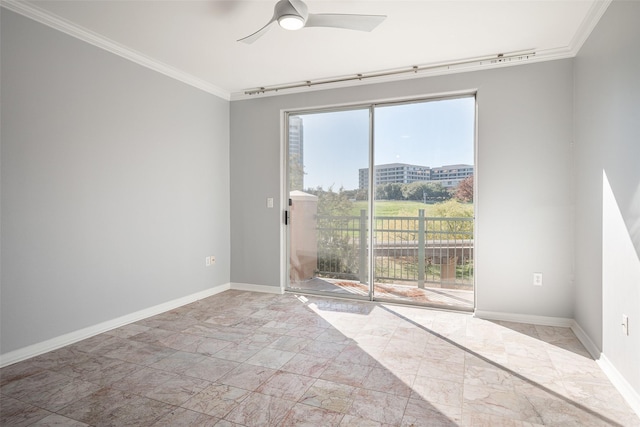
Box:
[281, 90, 478, 309]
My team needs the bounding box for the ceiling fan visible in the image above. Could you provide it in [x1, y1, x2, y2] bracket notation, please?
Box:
[238, 0, 386, 44]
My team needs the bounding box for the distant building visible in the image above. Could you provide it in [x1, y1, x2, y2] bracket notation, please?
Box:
[359, 163, 431, 189]
[359, 163, 473, 189]
[430, 164, 474, 188]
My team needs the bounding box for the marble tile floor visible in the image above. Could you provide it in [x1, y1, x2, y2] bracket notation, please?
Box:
[1, 290, 639, 426]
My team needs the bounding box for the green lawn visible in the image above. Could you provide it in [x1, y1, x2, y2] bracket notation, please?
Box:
[350, 200, 440, 217]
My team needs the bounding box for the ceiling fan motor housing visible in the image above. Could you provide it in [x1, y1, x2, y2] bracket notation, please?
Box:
[276, 0, 308, 28]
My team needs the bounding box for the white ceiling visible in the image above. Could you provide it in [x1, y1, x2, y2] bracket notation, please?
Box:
[4, 0, 609, 99]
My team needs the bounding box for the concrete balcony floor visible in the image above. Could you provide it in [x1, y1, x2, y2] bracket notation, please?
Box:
[290, 278, 474, 310]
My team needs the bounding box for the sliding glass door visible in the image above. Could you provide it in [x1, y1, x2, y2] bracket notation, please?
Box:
[286, 96, 476, 310]
[287, 108, 371, 298]
[371, 98, 475, 308]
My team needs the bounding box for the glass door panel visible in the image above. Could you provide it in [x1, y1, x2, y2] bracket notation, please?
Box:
[287, 109, 371, 298]
[372, 97, 476, 310]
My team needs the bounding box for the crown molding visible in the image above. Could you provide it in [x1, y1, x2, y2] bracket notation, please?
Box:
[569, 0, 613, 56]
[1, 0, 231, 101]
[2, 0, 611, 103]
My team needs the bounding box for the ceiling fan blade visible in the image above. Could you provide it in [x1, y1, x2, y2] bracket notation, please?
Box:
[305, 14, 386, 32]
[238, 17, 277, 44]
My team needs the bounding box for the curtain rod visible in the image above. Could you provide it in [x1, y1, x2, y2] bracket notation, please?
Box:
[244, 50, 536, 96]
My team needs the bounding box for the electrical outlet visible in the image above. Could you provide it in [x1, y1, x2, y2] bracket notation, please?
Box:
[533, 272, 543, 286]
[267, 198, 274, 208]
[205, 256, 211, 266]
[622, 314, 629, 336]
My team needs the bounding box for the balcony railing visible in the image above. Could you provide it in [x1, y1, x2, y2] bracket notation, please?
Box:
[316, 209, 473, 289]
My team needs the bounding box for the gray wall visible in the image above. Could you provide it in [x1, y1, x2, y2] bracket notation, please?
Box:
[3, 0, 638, 398]
[1, 10, 230, 354]
[574, 0, 640, 394]
[231, 59, 575, 318]
[9, 1, 638, 398]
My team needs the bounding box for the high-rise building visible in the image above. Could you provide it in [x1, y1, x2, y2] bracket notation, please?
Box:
[288, 116, 304, 190]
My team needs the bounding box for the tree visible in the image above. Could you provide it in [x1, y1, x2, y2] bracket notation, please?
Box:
[308, 186, 359, 279]
[340, 189, 358, 201]
[455, 175, 474, 202]
[429, 199, 474, 239]
[403, 181, 450, 202]
[354, 188, 368, 201]
[376, 183, 404, 200]
[307, 186, 353, 216]
[431, 199, 474, 218]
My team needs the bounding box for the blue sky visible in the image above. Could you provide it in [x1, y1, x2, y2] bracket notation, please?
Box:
[295, 96, 475, 190]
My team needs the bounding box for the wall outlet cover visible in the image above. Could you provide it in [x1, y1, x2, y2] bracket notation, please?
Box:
[533, 273, 543, 286]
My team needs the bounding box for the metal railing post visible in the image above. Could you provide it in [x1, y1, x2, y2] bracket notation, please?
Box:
[359, 209, 367, 283]
[418, 209, 425, 289]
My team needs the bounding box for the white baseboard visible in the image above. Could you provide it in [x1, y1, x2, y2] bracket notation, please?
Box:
[473, 310, 574, 327]
[474, 311, 601, 358]
[571, 322, 640, 417]
[0, 283, 231, 368]
[569, 322, 640, 418]
[230, 282, 284, 294]
[569, 320, 601, 360]
[598, 353, 640, 418]
[473, 313, 640, 418]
